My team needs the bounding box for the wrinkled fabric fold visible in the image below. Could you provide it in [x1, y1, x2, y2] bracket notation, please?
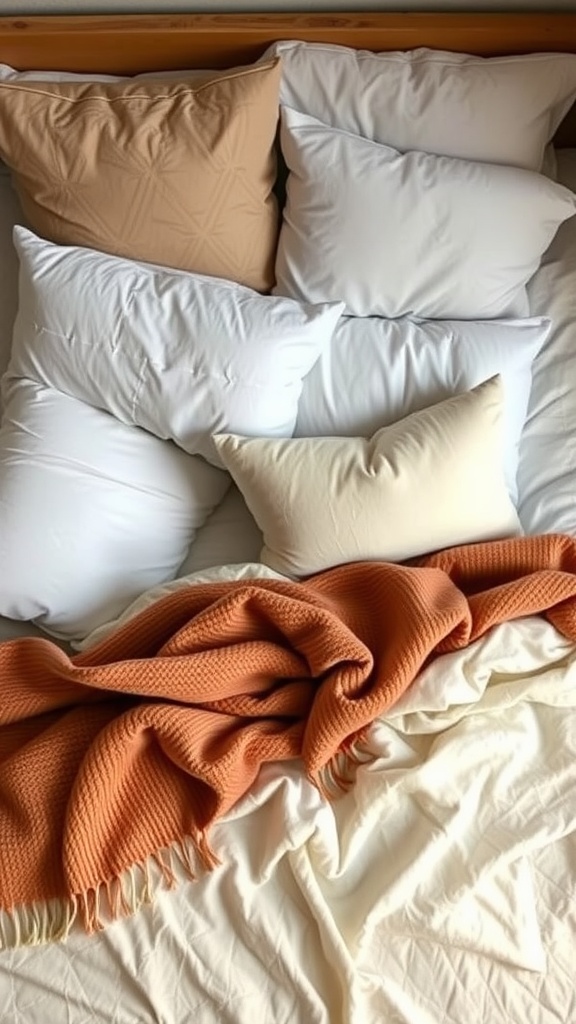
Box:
[2, 532, 576, 943]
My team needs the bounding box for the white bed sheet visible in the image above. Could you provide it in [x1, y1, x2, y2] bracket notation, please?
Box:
[1, 596, 575, 1024]
[0, 617, 48, 643]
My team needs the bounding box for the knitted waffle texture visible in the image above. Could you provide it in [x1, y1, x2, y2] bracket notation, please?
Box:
[1, 533, 576, 943]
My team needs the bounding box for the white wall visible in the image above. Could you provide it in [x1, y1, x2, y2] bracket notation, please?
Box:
[3, 0, 576, 12]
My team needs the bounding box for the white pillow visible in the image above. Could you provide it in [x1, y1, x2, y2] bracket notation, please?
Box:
[214, 376, 522, 578]
[265, 41, 576, 170]
[9, 227, 343, 466]
[0, 62, 209, 84]
[296, 315, 550, 504]
[519, 148, 576, 535]
[0, 379, 229, 641]
[0, 229, 342, 640]
[274, 107, 576, 320]
[180, 312, 549, 572]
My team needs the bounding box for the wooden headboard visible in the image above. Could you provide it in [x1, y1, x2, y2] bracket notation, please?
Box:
[1, 12, 576, 142]
[0, 12, 576, 72]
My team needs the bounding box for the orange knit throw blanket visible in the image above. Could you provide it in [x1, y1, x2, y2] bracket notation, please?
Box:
[2, 533, 576, 946]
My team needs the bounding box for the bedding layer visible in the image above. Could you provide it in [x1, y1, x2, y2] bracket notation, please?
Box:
[0, 83, 574, 1024]
[519, 148, 576, 534]
[0, 153, 575, 635]
[0, 63, 283, 292]
[4, 532, 576, 943]
[1, 600, 574, 1023]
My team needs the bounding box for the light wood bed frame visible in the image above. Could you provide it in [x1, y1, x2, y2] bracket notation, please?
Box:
[0, 11, 575, 142]
[1, 11, 576, 71]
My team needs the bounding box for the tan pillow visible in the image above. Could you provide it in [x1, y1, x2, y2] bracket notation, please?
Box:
[0, 60, 281, 291]
[214, 376, 522, 577]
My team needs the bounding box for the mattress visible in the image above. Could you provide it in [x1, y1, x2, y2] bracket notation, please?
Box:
[1, 54, 576, 1024]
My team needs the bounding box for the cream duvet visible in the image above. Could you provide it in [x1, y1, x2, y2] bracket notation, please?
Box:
[1, 579, 575, 1024]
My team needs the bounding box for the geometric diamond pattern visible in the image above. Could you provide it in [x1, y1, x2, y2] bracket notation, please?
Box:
[0, 59, 281, 291]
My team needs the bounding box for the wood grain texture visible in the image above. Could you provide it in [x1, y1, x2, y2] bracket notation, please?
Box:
[0, 12, 576, 73]
[0, 12, 575, 142]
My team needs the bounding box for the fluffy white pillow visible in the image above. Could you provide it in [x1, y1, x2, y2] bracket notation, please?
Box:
[265, 41, 576, 171]
[296, 315, 550, 504]
[214, 376, 522, 578]
[0, 379, 229, 641]
[0, 62, 209, 84]
[178, 312, 548, 573]
[519, 149, 576, 535]
[0, 229, 342, 640]
[10, 227, 343, 465]
[274, 108, 576, 320]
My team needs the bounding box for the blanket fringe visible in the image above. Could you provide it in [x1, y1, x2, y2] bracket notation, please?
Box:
[0, 830, 219, 949]
[316, 727, 376, 799]
[0, 895, 78, 950]
[76, 830, 219, 934]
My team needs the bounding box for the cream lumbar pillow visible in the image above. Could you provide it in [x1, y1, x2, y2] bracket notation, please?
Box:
[214, 376, 522, 577]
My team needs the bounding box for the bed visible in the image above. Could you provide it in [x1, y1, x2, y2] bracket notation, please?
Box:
[1, 10, 576, 1023]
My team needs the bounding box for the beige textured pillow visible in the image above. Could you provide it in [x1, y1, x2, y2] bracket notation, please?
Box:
[214, 376, 522, 577]
[0, 60, 281, 291]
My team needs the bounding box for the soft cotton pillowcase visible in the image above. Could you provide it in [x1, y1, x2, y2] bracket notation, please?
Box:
[266, 41, 576, 171]
[10, 227, 343, 466]
[0, 60, 281, 291]
[519, 148, 576, 535]
[274, 107, 576, 319]
[0, 381, 229, 641]
[296, 314, 550, 504]
[0, 228, 342, 640]
[215, 377, 521, 578]
[183, 311, 549, 573]
[0, 62, 211, 84]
